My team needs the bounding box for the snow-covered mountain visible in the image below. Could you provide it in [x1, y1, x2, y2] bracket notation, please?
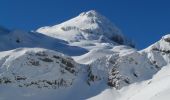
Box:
[0, 10, 169, 100]
[37, 10, 134, 47]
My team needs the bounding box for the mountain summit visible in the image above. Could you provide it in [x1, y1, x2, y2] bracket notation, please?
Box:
[79, 10, 101, 17]
[37, 10, 132, 46]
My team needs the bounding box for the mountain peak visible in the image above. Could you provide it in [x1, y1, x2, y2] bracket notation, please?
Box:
[79, 10, 101, 17]
[37, 10, 135, 47]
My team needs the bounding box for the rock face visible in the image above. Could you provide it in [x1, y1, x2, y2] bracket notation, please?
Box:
[86, 51, 157, 89]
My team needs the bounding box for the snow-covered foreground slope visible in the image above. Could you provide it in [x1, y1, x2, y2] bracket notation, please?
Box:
[89, 64, 170, 100]
[118, 64, 170, 100]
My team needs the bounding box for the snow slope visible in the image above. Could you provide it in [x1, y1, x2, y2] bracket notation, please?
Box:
[118, 64, 170, 100]
[0, 29, 87, 56]
[90, 64, 170, 100]
[0, 48, 80, 89]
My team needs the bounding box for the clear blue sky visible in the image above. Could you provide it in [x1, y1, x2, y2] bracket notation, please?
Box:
[0, 0, 170, 49]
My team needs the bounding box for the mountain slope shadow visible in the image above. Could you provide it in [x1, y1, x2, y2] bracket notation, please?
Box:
[0, 29, 88, 56]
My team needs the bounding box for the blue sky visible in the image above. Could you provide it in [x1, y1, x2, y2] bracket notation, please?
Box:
[0, 0, 170, 49]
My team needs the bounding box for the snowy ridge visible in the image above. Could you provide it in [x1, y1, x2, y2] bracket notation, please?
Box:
[141, 34, 170, 68]
[0, 48, 80, 89]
